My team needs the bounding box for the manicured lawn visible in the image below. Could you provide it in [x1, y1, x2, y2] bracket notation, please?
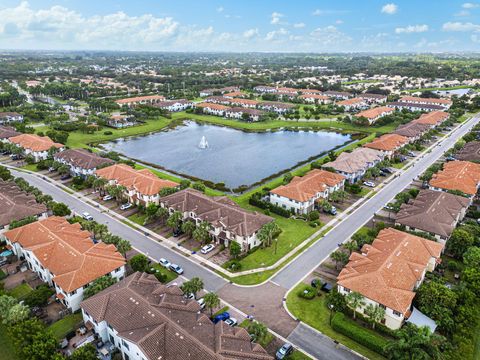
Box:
[406, 85, 473, 93]
[48, 313, 83, 340]
[148, 263, 178, 283]
[286, 351, 312, 360]
[286, 283, 386, 360]
[128, 212, 148, 226]
[21, 163, 39, 172]
[0, 324, 19, 360]
[239, 319, 274, 348]
[8, 283, 32, 300]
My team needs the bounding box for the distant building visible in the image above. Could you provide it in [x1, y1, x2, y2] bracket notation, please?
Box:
[0, 126, 20, 141]
[363, 134, 410, 159]
[257, 101, 295, 114]
[0, 112, 23, 124]
[323, 91, 352, 100]
[195, 102, 230, 116]
[299, 94, 331, 104]
[393, 122, 431, 141]
[412, 111, 450, 128]
[358, 93, 388, 104]
[336, 97, 368, 112]
[107, 114, 137, 128]
[398, 96, 452, 110]
[154, 99, 193, 112]
[354, 106, 395, 124]
[388, 102, 446, 112]
[224, 107, 264, 121]
[115, 95, 165, 107]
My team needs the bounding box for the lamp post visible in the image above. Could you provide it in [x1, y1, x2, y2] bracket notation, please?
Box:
[329, 304, 335, 325]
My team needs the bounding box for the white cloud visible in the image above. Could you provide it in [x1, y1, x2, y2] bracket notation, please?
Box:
[216, 6, 224, 13]
[265, 28, 289, 41]
[395, 24, 429, 34]
[381, 3, 398, 14]
[336, 20, 344, 24]
[442, 21, 480, 31]
[472, 34, 480, 42]
[312, 9, 347, 16]
[310, 25, 352, 45]
[243, 28, 259, 39]
[462, 2, 479, 9]
[270, 12, 284, 25]
[293, 22, 305, 28]
[455, 10, 471, 16]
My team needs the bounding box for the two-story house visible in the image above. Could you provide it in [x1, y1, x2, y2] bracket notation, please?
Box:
[54, 148, 114, 178]
[7, 133, 64, 162]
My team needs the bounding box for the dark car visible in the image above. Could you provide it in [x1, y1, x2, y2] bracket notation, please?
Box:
[60, 174, 71, 180]
[173, 228, 183, 237]
[310, 278, 321, 288]
[381, 168, 392, 174]
[212, 311, 230, 324]
[321, 282, 333, 292]
[276, 343, 293, 360]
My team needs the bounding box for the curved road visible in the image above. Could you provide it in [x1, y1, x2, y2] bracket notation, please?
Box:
[8, 112, 479, 360]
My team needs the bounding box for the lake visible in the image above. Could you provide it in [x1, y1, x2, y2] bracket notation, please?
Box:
[103, 121, 352, 189]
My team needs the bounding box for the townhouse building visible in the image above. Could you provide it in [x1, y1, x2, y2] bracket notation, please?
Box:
[0, 112, 24, 124]
[54, 148, 114, 178]
[429, 160, 480, 197]
[7, 133, 64, 162]
[354, 106, 395, 124]
[363, 133, 410, 159]
[115, 95, 166, 107]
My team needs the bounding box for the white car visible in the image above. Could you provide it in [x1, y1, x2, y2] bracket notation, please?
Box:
[159, 258, 171, 268]
[224, 317, 238, 327]
[197, 298, 206, 309]
[103, 195, 113, 201]
[120, 203, 133, 210]
[82, 212, 93, 221]
[201, 244, 215, 254]
[363, 181, 375, 188]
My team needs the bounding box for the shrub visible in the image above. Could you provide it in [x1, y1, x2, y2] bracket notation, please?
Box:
[24, 284, 55, 307]
[9, 216, 38, 230]
[345, 183, 362, 194]
[307, 210, 320, 221]
[104, 131, 113, 135]
[331, 313, 388, 355]
[224, 260, 242, 272]
[248, 193, 291, 218]
[297, 285, 316, 299]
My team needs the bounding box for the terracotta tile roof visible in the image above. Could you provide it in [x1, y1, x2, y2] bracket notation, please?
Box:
[337, 228, 443, 314]
[393, 122, 431, 138]
[224, 91, 247, 98]
[81, 272, 272, 360]
[363, 134, 409, 152]
[258, 101, 295, 109]
[336, 98, 365, 106]
[4, 217, 125, 292]
[96, 164, 178, 196]
[0, 179, 47, 227]
[358, 93, 387, 100]
[399, 96, 452, 106]
[230, 98, 259, 106]
[271, 169, 345, 202]
[115, 95, 165, 104]
[195, 102, 230, 111]
[8, 134, 64, 152]
[429, 160, 480, 195]
[298, 94, 330, 100]
[324, 91, 352, 98]
[389, 102, 445, 111]
[0, 125, 20, 139]
[226, 107, 264, 116]
[299, 89, 323, 94]
[323, 147, 384, 174]
[161, 189, 273, 237]
[395, 189, 470, 238]
[455, 141, 480, 162]
[354, 106, 395, 120]
[54, 149, 114, 170]
[413, 111, 449, 126]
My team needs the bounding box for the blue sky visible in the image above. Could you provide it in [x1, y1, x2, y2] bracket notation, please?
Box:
[0, 0, 478, 52]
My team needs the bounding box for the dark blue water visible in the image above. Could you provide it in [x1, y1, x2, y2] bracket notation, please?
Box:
[103, 121, 351, 188]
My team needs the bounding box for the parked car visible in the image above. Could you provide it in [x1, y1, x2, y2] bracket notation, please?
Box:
[173, 228, 183, 237]
[276, 343, 294, 360]
[224, 317, 238, 327]
[169, 263, 184, 275]
[407, 151, 415, 157]
[184, 293, 195, 300]
[82, 212, 93, 221]
[381, 167, 393, 174]
[310, 278, 321, 288]
[213, 312, 230, 324]
[48, 167, 55, 172]
[159, 258, 171, 268]
[60, 174, 70, 180]
[445, 155, 456, 161]
[197, 298, 206, 309]
[321, 282, 333, 292]
[363, 181, 375, 188]
[102, 195, 113, 201]
[201, 244, 215, 254]
[120, 203, 133, 210]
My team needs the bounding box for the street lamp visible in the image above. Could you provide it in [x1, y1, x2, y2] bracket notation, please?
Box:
[329, 303, 335, 325]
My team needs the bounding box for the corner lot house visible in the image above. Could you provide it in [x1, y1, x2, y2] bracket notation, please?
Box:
[160, 189, 273, 251]
[354, 106, 395, 124]
[429, 160, 480, 197]
[54, 149, 114, 178]
[0, 112, 23, 124]
[7, 133, 64, 162]
[269, 169, 345, 214]
[3, 216, 126, 311]
[363, 134, 409, 159]
[81, 272, 272, 360]
[0, 179, 48, 232]
[395, 189, 470, 243]
[322, 147, 385, 183]
[337, 228, 443, 330]
[413, 111, 450, 128]
[0, 125, 20, 141]
[454, 141, 480, 162]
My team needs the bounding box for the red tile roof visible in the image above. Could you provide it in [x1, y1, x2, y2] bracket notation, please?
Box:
[429, 160, 480, 195]
[363, 134, 409, 152]
[9, 134, 63, 152]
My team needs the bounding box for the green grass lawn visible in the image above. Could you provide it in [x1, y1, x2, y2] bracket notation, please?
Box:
[286, 351, 313, 360]
[406, 85, 474, 93]
[128, 212, 148, 226]
[48, 313, 83, 340]
[148, 263, 178, 283]
[286, 283, 386, 360]
[8, 283, 32, 300]
[0, 324, 19, 360]
[21, 163, 39, 172]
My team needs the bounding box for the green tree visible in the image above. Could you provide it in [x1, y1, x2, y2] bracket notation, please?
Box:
[167, 211, 183, 231]
[192, 182, 206, 193]
[345, 291, 365, 319]
[179, 179, 191, 189]
[93, 177, 107, 195]
[344, 241, 358, 254]
[330, 250, 349, 270]
[463, 246, 480, 268]
[0, 166, 12, 181]
[0, 295, 29, 325]
[230, 241, 241, 259]
[203, 292, 220, 317]
[51, 202, 71, 216]
[180, 277, 204, 298]
[247, 321, 268, 342]
[181, 220, 196, 238]
[283, 172, 293, 184]
[83, 275, 117, 298]
[116, 238, 132, 256]
[364, 304, 385, 330]
[70, 344, 98, 360]
[193, 221, 211, 244]
[155, 207, 169, 224]
[447, 228, 475, 259]
[23, 285, 54, 308]
[257, 221, 281, 252]
[129, 254, 149, 272]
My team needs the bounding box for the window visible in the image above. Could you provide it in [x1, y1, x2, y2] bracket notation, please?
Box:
[109, 335, 114, 344]
[343, 287, 351, 293]
[393, 310, 402, 317]
[122, 340, 129, 350]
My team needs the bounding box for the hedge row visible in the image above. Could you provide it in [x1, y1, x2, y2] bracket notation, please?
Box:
[248, 194, 292, 218]
[331, 313, 388, 355]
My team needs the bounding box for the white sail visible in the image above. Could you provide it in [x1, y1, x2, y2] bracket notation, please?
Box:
[198, 136, 209, 149]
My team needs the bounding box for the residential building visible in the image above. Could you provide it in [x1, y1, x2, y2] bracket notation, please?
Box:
[322, 147, 385, 183]
[195, 102, 230, 116]
[337, 228, 444, 330]
[363, 134, 410, 159]
[107, 114, 137, 128]
[0, 112, 24, 124]
[429, 160, 480, 197]
[388, 102, 446, 112]
[160, 189, 273, 251]
[3, 217, 126, 311]
[0, 179, 48, 232]
[357, 93, 388, 104]
[81, 272, 272, 360]
[257, 101, 295, 114]
[223, 91, 248, 99]
[54, 149, 114, 178]
[395, 189, 470, 243]
[229, 98, 259, 108]
[336, 98, 368, 112]
[454, 141, 480, 162]
[269, 169, 345, 214]
[199, 86, 240, 97]
[0, 125, 20, 141]
[398, 96, 452, 110]
[253, 85, 277, 93]
[393, 122, 431, 141]
[154, 99, 193, 112]
[412, 111, 450, 127]
[324, 91, 352, 100]
[115, 95, 165, 107]
[7, 134, 64, 162]
[354, 106, 395, 124]
[224, 107, 264, 121]
[298, 94, 331, 104]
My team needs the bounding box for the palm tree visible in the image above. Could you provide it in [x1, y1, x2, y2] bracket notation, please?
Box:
[93, 178, 107, 195]
[155, 207, 169, 224]
[330, 250, 349, 270]
[116, 185, 127, 204]
[203, 292, 220, 317]
[384, 324, 445, 360]
[166, 211, 183, 231]
[257, 221, 281, 252]
[364, 304, 385, 330]
[193, 221, 211, 244]
[181, 220, 196, 238]
[180, 277, 204, 298]
[116, 238, 132, 257]
[346, 291, 365, 319]
[93, 223, 108, 240]
[344, 241, 358, 254]
[247, 321, 268, 343]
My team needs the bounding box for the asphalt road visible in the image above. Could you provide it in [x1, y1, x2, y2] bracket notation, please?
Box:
[271, 113, 480, 289]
